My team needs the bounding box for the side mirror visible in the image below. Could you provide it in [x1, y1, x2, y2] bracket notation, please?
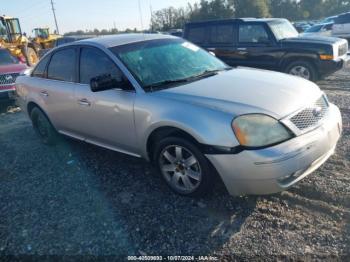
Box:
[90, 74, 133, 92]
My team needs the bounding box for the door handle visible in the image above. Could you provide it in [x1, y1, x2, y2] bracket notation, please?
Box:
[40, 91, 49, 97]
[78, 98, 91, 106]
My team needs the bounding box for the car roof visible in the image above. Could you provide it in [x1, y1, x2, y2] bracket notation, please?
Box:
[185, 18, 287, 26]
[310, 22, 333, 27]
[77, 33, 176, 48]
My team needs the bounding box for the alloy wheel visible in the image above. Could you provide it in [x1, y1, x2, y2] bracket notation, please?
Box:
[159, 145, 202, 194]
[289, 65, 311, 80]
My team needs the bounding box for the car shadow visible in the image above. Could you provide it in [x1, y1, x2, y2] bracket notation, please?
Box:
[0, 100, 16, 114]
[0, 115, 256, 256]
[60, 138, 257, 255]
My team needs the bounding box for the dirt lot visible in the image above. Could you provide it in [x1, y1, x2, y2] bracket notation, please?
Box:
[0, 69, 349, 261]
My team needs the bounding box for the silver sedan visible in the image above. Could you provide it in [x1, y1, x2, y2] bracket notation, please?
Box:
[15, 34, 342, 197]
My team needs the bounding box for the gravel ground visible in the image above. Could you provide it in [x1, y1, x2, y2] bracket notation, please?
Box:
[0, 69, 349, 261]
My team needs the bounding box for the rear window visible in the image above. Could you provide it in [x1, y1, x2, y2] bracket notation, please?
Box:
[209, 24, 234, 44]
[186, 26, 206, 44]
[47, 48, 76, 82]
[32, 55, 50, 78]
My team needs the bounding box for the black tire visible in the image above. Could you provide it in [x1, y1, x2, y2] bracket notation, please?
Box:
[24, 47, 39, 67]
[285, 60, 318, 81]
[30, 107, 59, 145]
[153, 137, 214, 197]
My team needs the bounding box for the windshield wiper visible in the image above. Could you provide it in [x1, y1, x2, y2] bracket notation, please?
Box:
[144, 67, 232, 91]
[188, 67, 232, 81]
[144, 78, 190, 91]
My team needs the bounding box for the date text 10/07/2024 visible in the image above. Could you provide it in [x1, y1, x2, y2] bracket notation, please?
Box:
[127, 255, 219, 261]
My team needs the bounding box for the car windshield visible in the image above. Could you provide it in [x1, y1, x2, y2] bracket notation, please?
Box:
[0, 49, 19, 65]
[305, 24, 323, 32]
[110, 38, 229, 91]
[269, 20, 299, 40]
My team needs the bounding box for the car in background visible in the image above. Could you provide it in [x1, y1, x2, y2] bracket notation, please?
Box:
[322, 15, 338, 24]
[38, 35, 95, 58]
[0, 48, 27, 101]
[168, 29, 183, 37]
[16, 34, 342, 197]
[293, 21, 311, 33]
[184, 18, 350, 81]
[302, 22, 334, 37]
[332, 12, 350, 41]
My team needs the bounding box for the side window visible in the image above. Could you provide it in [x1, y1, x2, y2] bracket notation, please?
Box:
[325, 24, 333, 30]
[210, 24, 234, 44]
[47, 48, 76, 82]
[32, 55, 50, 78]
[0, 20, 8, 40]
[239, 24, 269, 44]
[187, 26, 206, 44]
[79, 47, 123, 85]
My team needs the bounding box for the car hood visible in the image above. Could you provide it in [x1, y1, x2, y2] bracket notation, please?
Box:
[152, 67, 322, 119]
[0, 63, 27, 74]
[281, 35, 341, 45]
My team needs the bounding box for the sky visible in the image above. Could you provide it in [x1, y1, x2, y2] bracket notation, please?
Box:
[2, 0, 198, 35]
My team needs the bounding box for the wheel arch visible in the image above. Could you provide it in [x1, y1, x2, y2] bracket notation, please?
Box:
[280, 54, 318, 71]
[146, 126, 202, 162]
[27, 101, 56, 129]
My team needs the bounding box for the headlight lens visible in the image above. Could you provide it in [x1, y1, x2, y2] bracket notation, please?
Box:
[232, 114, 293, 147]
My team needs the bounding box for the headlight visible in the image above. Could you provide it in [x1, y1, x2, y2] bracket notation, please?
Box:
[232, 114, 293, 147]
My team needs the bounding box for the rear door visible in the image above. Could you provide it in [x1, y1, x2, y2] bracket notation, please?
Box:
[235, 22, 280, 70]
[206, 22, 237, 65]
[35, 47, 79, 134]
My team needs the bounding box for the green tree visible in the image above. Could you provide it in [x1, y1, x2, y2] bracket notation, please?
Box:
[189, 0, 233, 21]
[232, 0, 271, 18]
[269, 0, 303, 21]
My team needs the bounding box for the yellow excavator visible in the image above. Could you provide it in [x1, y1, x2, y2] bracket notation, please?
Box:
[0, 15, 40, 66]
[32, 27, 61, 49]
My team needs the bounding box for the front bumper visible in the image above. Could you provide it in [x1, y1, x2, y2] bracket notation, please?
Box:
[318, 55, 350, 77]
[0, 86, 16, 101]
[206, 104, 342, 196]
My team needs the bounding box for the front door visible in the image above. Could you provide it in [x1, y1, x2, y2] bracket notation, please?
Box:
[235, 23, 280, 70]
[74, 47, 137, 154]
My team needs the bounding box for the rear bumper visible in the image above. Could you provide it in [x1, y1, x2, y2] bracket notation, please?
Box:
[206, 104, 342, 196]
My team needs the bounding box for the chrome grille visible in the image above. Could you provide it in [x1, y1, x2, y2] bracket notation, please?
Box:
[339, 42, 348, 57]
[290, 96, 329, 131]
[0, 73, 19, 86]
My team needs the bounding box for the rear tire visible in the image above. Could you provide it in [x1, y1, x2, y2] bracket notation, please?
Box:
[153, 137, 214, 197]
[30, 107, 59, 145]
[285, 60, 318, 81]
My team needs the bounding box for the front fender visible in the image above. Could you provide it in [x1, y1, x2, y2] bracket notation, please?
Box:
[134, 94, 239, 159]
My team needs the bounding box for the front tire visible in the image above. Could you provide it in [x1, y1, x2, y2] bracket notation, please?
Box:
[154, 137, 214, 197]
[285, 60, 318, 81]
[30, 107, 59, 145]
[24, 47, 39, 66]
